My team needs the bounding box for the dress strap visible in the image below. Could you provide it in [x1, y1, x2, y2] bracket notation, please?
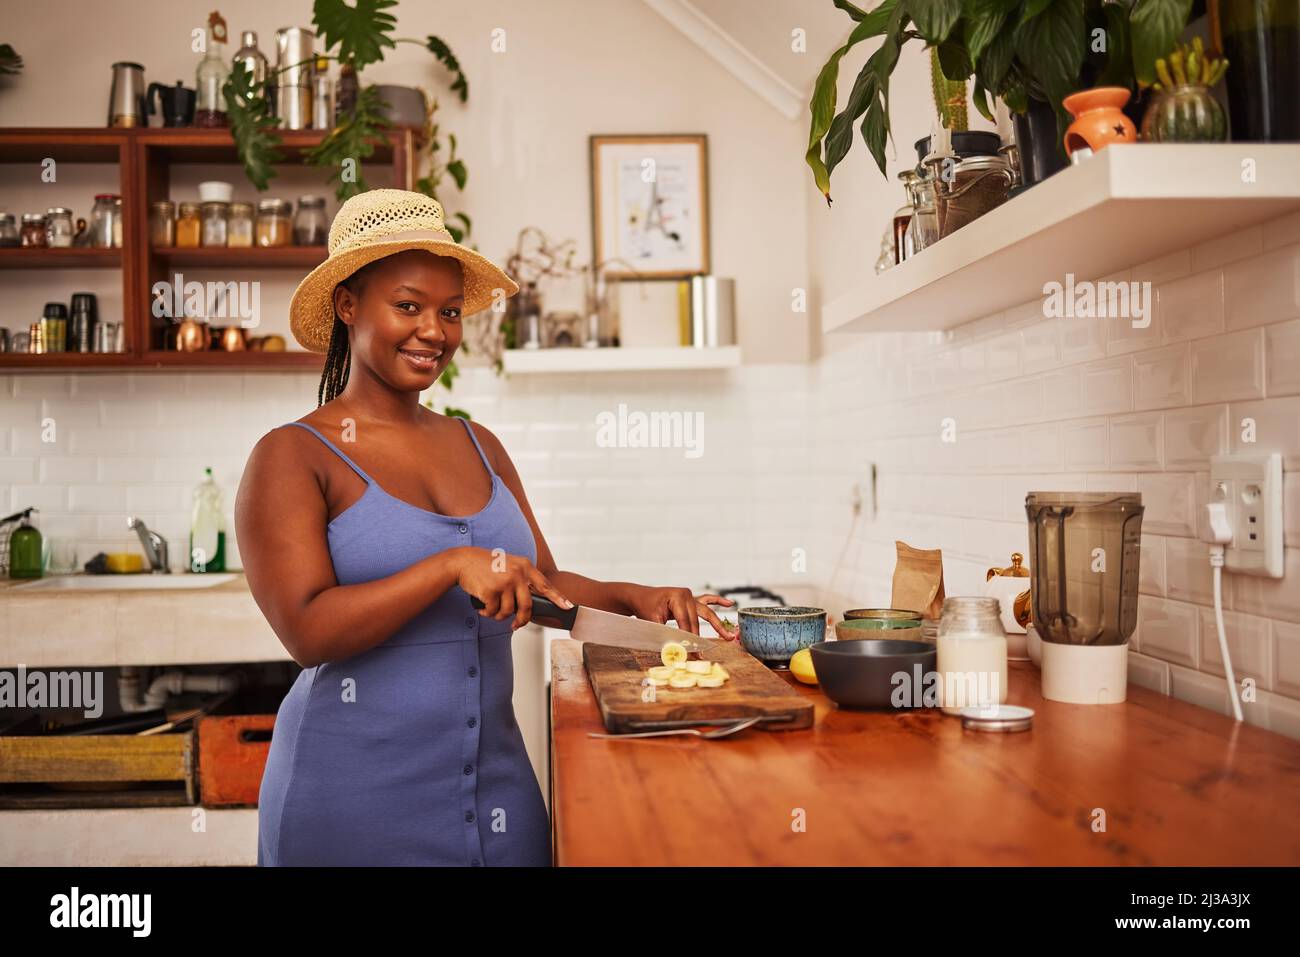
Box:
[456, 416, 497, 478]
[279, 421, 374, 485]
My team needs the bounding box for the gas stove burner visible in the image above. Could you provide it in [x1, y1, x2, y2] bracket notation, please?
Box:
[711, 585, 788, 607]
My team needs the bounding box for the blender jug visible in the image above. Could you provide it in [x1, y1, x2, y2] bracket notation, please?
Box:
[1025, 492, 1144, 703]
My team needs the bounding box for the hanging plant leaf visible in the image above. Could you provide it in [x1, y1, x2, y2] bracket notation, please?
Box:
[426, 35, 468, 102]
[861, 94, 890, 176]
[906, 0, 963, 44]
[1015, 0, 1085, 106]
[306, 83, 389, 201]
[0, 44, 23, 75]
[223, 69, 283, 191]
[313, 0, 398, 71]
[833, 0, 873, 19]
[1130, 0, 1193, 86]
[1018, 0, 1056, 25]
[446, 158, 467, 190]
[963, 6, 1007, 65]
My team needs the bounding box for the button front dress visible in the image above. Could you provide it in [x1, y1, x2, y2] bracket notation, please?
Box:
[256, 418, 551, 866]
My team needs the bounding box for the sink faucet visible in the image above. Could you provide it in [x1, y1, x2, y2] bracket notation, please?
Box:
[127, 517, 170, 573]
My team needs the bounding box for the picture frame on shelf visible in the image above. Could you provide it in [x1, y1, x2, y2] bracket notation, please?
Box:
[589, 133, 710, 280]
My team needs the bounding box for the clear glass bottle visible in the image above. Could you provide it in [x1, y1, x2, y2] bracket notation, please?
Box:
[0, 212, 20, 246]
[311, 55, 333, 129]
[200, 201, 229, 247]
[906, 175, 941, 254]
[176, 202, 202, 248]
[227, 201, 254, 247]
[149, 200, 176, 247]
[893, 170, 917, 264]
[45, 207, 74, 247]
[936, 596, 1007, 715]
[194, 11, 230, 127]
[293, 195, 328, 245]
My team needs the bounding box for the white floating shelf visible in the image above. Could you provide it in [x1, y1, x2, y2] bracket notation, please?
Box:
[823, 144, 1300, 335]
[502, 345, 741, 374]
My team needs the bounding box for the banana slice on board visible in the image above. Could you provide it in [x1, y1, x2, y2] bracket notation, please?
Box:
[660, 642, 689, 668]
[668, 673, 698, 689]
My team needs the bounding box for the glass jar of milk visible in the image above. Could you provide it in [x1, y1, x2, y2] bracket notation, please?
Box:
[936, 597, 1007, 715]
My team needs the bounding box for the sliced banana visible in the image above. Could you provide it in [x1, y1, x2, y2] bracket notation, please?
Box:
[668, 673, 697, 689]
[647, 666, 675, 682]
[646, 676, 670, 687]
[660, 641, 689, 668]
[710, 663, 729, 680]
[695, 675, 725, 688]
[685, 660, 713, 675]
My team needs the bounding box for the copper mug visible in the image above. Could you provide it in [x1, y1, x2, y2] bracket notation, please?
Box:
[218, 326, 247, 351]
[174, 318, 210, 352]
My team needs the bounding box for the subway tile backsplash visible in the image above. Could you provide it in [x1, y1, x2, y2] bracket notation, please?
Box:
[2, 218, 1299, 738]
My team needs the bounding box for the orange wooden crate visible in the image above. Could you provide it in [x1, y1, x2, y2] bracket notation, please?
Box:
[196, 714, 275, 807]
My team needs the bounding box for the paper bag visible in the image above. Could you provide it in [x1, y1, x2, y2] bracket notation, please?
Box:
[891, 541, 946, 620]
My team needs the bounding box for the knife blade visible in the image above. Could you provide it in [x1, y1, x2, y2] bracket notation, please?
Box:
[469, 594, 716, 653]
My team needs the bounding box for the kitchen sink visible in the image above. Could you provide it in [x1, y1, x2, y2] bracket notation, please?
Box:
[10, 573, 238, 591]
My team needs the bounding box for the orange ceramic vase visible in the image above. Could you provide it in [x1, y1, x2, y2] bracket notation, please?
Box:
[1062, 87, 1137, 156]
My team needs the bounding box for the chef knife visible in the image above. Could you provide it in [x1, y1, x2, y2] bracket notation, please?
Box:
[469, 594, 717, 653]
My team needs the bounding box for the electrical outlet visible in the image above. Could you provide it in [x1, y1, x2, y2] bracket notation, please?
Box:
[1209, 453, 1284, 578]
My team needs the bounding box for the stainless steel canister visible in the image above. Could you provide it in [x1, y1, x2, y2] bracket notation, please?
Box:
[275, 27, 315, 130]
[685, 275, 736, 347]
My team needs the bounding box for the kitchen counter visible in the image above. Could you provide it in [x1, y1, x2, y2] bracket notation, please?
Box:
[0, 572, 287, 667]
[549, 639, 1300, 866]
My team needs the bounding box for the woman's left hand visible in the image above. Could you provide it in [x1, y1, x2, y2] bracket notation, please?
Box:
[625, 586, 738, 640]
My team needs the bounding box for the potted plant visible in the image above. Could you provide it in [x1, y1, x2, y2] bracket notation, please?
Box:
[806, 0, 1195, 202]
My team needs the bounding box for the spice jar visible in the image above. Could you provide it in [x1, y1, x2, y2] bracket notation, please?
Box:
[936, 596, 1008, 716]
[227, 201, 254, 247]
[89, 194, 120, 248]
[201, 201, 229, 247]
[45, 207, 75, 247]
[149, 200, 176, 247]
[256, 198, 293, 247]
[925, 154, 1013, 239]
[0, 213, 19, 246]
[293, 195, 328, 245]
[176, 202, 202, 248]
[21, 213, 48, 247]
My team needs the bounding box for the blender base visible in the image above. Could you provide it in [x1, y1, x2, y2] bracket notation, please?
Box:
[1040, 641, 1128, 704]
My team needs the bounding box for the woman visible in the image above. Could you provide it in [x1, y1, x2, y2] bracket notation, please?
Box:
[236, 189, 737, 866]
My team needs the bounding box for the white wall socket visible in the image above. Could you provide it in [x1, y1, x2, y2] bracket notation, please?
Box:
[1209, 453, 1284, 578]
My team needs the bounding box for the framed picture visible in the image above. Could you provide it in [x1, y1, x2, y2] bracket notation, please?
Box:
[590, 133, 710, 279]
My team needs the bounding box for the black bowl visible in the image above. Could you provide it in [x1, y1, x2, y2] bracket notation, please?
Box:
[810, 639, 937, 710]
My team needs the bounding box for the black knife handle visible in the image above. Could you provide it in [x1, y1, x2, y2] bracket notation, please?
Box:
[469, 593, 578, 630]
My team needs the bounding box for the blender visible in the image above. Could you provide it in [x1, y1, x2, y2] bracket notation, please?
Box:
[1025, 493, 1144, 704]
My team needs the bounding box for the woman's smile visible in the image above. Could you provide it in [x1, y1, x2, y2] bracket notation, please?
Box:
[397, 346, 443, 373]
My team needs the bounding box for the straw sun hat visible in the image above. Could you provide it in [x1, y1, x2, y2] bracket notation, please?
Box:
[288, 188, 520, 353]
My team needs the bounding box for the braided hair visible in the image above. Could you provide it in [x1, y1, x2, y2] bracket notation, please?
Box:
[317, 260, 380, 407]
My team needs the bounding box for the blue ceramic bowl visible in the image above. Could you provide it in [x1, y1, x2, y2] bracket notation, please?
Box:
[738, 606, 826, 665]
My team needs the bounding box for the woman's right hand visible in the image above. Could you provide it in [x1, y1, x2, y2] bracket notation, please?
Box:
[452, 546, 573, 630]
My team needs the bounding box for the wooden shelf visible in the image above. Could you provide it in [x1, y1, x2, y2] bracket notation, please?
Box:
[150, 245, 327, 268]
[823, 144, 1300, 335]
[502, 345, 741, 374]
[0, 247, 121, 268]
[0, 125, 413, 371]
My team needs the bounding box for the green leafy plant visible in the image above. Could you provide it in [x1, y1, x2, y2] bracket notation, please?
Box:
[806, 0, 1193, 202]
[0, 44, 22, 75]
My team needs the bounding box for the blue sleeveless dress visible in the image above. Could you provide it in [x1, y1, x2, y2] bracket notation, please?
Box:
[256, 418, 551, 866]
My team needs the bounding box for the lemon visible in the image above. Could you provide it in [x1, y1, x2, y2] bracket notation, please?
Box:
[789, 648, 818, 685]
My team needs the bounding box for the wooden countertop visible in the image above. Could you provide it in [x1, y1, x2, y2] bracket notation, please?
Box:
[550, 639, 1300, 866]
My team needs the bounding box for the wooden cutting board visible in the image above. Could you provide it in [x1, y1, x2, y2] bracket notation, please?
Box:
[582, 640, 814, 734]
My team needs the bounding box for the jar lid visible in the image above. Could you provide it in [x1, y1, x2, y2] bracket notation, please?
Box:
[959, 704, 1034, 732]
[0, 212, 15, 223]
[297, 195, 326, 207]
[230, 201, 255, 214]
[178, 202, 202, 214]
[43, 302, 69, 318]
[150, 199, 176, 210]
[45, 207, 73, 216]
[258, 198, 293, 213]
[941, 596, 1001, 614]
[200, 201, 230, 211]
[952, 155, 1010, 173]
[21, 212, 47, 223]
[94, 193, 121, 201]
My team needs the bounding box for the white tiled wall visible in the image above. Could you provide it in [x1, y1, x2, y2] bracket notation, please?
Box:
[809, 209, 1300, 740]
[3, 210, 1299, 740]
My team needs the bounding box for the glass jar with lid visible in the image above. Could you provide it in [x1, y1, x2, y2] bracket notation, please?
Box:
[0, 212, 19, 246]
[21, 213, 48, 247]
[176, 202, 202, 248]
[149, 200, 176, 247]
[256, 198, 293, 247]
[293, 195, 328, 246]
[89, 194, 120, 249]
[936, 596, 1007, 715]
[227, 201, 255, 247]
[905, 174, 940, 254]
[45, 207, 75, 248]
[201, 201, 229, 247]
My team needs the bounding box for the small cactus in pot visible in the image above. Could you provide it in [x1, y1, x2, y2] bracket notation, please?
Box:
[1141, 37, 1229, 143]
